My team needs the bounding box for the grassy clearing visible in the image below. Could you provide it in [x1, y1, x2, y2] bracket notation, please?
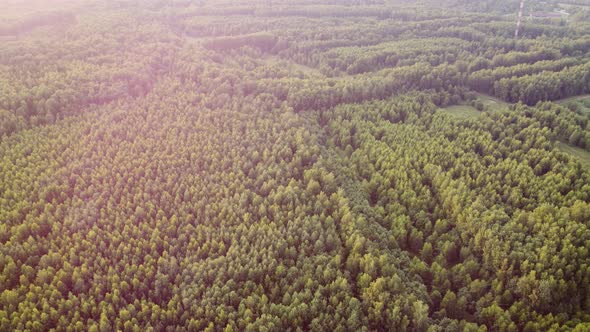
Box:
[438, 105, 482, 119]
[557, 142, 590, 168]
[556, 94, 590, 105]
[556, 95, 590, 115]
[474, 93, 509, 112]
[439, 93, 509, 120]
[262, 55, 326, 79]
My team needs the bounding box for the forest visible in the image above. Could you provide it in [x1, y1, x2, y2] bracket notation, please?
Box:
[1, 0, 590, 331]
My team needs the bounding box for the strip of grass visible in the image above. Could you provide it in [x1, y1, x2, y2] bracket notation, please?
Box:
[474, 93, 509, 112]
[557, 95, 590, 116]
[439, 94, 508, 120]
[556, 94, 590, 105]
[438, 105, 482, 119]
[557, 141, 590, 168]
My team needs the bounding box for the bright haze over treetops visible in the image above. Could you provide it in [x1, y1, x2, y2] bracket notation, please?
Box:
[0, 0, 589, 331]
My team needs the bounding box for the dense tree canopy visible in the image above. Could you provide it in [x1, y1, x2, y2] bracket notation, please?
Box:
[1, 0, 589, 331]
